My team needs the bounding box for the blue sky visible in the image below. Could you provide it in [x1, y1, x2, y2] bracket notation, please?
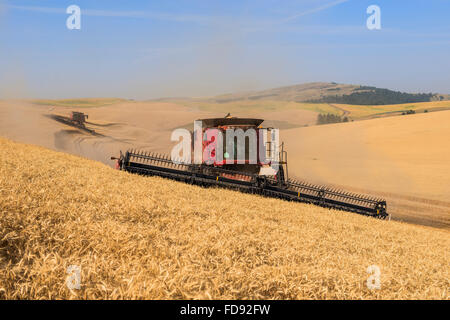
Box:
[1, 0, 449, 99]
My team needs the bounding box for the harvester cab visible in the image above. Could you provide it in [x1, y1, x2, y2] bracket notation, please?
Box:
[196, 116, 288, 184]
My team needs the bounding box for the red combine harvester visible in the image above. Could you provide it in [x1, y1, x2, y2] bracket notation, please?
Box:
[112, 115, 389, 219]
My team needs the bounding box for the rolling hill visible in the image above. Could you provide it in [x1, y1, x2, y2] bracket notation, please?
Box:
[0, 137, 448, 299]
[203, 82, 449, 105]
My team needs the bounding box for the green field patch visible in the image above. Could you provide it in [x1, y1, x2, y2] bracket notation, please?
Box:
[32, 98, 127, 108]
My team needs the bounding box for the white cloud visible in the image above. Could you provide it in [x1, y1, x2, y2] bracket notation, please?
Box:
[282, 0, 350, 23]
[6, 4, 213, 24]
[7, 1, 351, 26]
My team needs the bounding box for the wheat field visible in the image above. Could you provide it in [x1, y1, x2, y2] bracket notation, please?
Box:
[0, 137, 448, 299]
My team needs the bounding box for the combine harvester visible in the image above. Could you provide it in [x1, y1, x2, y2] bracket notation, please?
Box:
[112, 116, 389, 219]
[48, 111, 98, 135]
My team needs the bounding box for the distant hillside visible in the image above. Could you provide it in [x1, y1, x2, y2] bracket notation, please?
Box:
[212, 82, 358, 103]
[209, 82, 448, 105]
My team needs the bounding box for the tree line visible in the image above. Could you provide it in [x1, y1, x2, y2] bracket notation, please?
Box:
[307, 87, 434, 105]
